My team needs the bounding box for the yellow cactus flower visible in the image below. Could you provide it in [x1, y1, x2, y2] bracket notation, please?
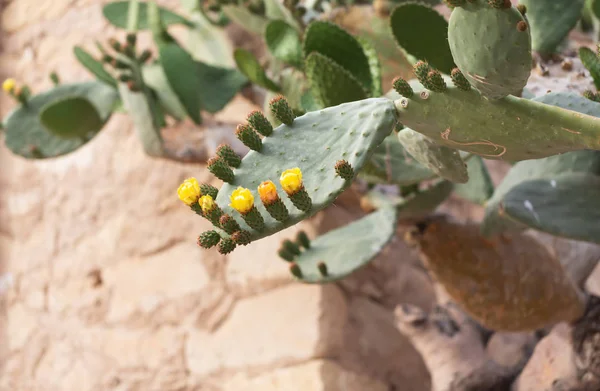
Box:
[2, 78, 16, 93]
[199, 195, 216, 214]
[177, 177, 201, 206]
[230, 187, 255, 214]
[258, 180, 279, 205]
[279, 167, 303, 195]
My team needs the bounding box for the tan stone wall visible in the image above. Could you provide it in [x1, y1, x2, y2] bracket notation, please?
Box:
[0, 1, 433, 389]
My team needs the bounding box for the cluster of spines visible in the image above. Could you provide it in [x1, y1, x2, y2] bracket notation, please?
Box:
[188, 95, 363, 255]
[414, 62, 446, 93]
[583, 90, 600, 103]
[392, 65, 472, 97]
[101, 33, 152, 92]
[277, 231, 328, 279]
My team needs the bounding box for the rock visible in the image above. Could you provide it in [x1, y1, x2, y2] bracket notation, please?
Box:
[222, 359, 388, 391]
[512, 324, 578, 391]
[103, 242, 214, 323]
[186, 284, 347, 377]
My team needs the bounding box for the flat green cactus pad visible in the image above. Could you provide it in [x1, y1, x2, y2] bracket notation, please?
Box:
[359, 134, 436, 186]
[303, 21, 373, 94]
[501, 173, 600, 244]
[234, 49, 280, 92]
[265, 20, 303, 68]
[448, 0, 532, 99]
[397, 127, 468, 183]
[40, 97, 105, 139]
[482, 93, 600, 235]
[214, 98, 397, 243]
[102, 1, 191, 29]
[363, 180, 454, 220]
[454, 156, 494, 205]
[579, 47, 600, 90]
[521, 0, 585, 55]
[305, 52, 368, 108]
[390, 2, 455, 74]
[394, 87, 600, 161]
[4, 82, 118, 159]
[286, 206, 397, 283]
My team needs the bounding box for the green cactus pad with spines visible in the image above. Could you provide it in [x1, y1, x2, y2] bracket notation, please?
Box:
[359, 134, 437, 186]
[4, 82, 118, 159]
[102, 1, 192, 29]
[216, 144, 241, 168]
[303, 21, 373, 94]
[358, 37, 383, 97]
[454, 156, 494, 205]
[393, 87, 600, 162]
[479, 92, 600, 234]
[285, 206, 398, 284]
[397, 128, 468, 183]
[520, 0, 584, 55]
[363, 180, 454, 220]
[40, 97, 105, 139]
[234, 49, 280, 92]
[579, 47, 600, 90]
[390, 3, 456, 74]
[142, 63, 187, 121]
[448, 0, 532, 99]
[213, 98, 397, 244]
[501, 174, 600, 244]
[247, 111, 273, 136]
[483, 150, 600, 236]
[265, 20, 303, 68]
[73, 46, 117, 88]
[305, 52, 369, 108]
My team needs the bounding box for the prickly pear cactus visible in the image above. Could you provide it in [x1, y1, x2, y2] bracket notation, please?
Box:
[397, 128, 468, 183]
[3, 82, 119, 159]
[393, 67, 600, 161]
[186, 97, 397, 253]
[279, 206, 397, 283]
[482, 93, 600, 237]
[448, 0, 532, 99]
[521, 0, 585, 55]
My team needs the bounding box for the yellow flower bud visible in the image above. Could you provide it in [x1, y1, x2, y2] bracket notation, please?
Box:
[177, 177, 201, 206]
[230, 187, 255, 214]
[279, 167, 303, 195]
[2, 78, 16, 94]
[199, 195, 216, 214]
[258, 181, 279, 205]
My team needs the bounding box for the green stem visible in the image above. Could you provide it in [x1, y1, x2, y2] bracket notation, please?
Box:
[127, 0, 140, 33]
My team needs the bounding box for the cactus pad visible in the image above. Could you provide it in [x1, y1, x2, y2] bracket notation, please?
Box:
[397, 128, 468, 183]
[390, 3, 455, 74]
[359, 134, 437, 186]
[283, 206, 397, 283]
[500, 173, 600, 244]
[448, 0, 532, 99]
[363, 180, 454, 220]
[102, 1, 191, 29]
[3, 82, 118, 159]
[303, 21, 374, 94]
[212, 98, 397, 244]
[454, 156, 494, 205]
[305, 52, 368, 107]
[520, 0, 585, 55]
[394, 86, 600, 161]
[482, 93, 600, 234]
